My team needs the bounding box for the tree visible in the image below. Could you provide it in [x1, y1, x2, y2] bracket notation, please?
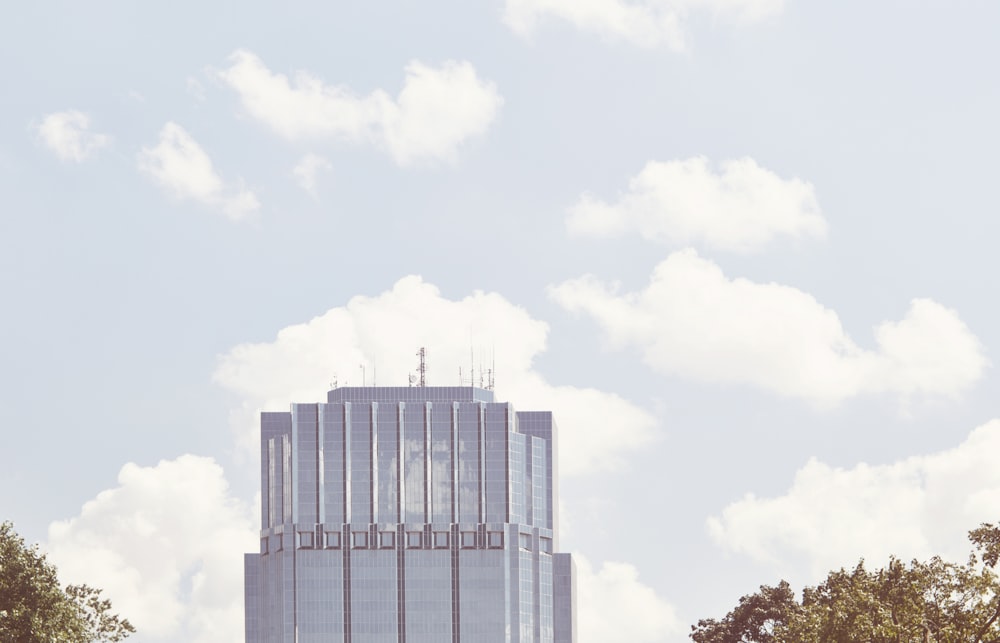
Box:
[692, 522, 1000, 643]
[0, 521, 134, 642]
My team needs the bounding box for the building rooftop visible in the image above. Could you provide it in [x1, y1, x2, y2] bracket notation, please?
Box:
[326, 385, 497, 404]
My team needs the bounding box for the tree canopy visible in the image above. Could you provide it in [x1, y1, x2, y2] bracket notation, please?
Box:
[0, 521, 134, 642]
[692, 522, 1000, 643]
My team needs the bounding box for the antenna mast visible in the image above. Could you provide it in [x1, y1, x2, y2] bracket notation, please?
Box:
[416, 347, 426, 387]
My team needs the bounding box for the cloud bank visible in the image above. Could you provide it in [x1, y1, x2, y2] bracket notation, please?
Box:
[213, 275, 655, 475]
[708, 420, 1000, 578]
[576, 554, 681, 642]
[217, 50, 503, 166]
[46, 455, 256, 643]
[36, 110, 110, 162]
[504, 0, 785, 51]
[138, 122, 259, 220]
[567, 157, 826, 253]
[551, 249, 987, 404]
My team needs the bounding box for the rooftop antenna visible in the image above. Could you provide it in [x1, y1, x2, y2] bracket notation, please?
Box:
[330, 375, 338, 390]
[360, 363, 366, 387]
[416, 347, 426, 387]
[487, 348, 495, 391]
[408, 373, 417, 387]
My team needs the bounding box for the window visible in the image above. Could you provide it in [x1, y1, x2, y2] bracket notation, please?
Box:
[297, 531, 315, 549]
[487, 531, 504, 549]
[260, 537, 269, 554]
[519, 533, 531, 550]
[460, 531, 477, 549]
[433, 531, 450, 549]
[324, 531, 341, 549]
[540, 536, 552, 554]
[406, 531, 423, 549]
[352, 531, 369, 549]
[379, 531, 396, 549]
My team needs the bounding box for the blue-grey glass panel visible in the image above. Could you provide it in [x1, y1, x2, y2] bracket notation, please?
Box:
[267, 438, 278, 529]
[376, 404, 398, 523]
[244, 554, 261, 643]
[294, 550, 345, 642]
[350, 405, 373, 524]
[518, 411, 555, 533]
[404, 549, 452, 643]
[553, 553, 577, 643]
[509, 433, 527, 525]
[321, 404, 346, 524]
[457, 403, 480, 523]
[402, 404, 426, 523]
[258, 548, 295, 641]
[429, 404, 453, 524]
[538, 547, 554, 642]
[484, 404, 509, 523]
[293, 404, 319, 525]
[260, 413, 291, 531]
[458, 548, 509, 641]
[530, 435, 549, 531]
[518, 548, 535, 641]
[349, 549, 398, 640]
[282, 434, 292, 524]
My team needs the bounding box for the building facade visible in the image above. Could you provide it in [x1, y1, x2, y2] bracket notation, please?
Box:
[244, 386, 577, 643]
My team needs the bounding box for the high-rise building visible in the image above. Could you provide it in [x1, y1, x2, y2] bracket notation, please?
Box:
[244, 386, 577, 643]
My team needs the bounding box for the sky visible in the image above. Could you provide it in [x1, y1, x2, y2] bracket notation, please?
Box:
[2, 1, 1000, 641]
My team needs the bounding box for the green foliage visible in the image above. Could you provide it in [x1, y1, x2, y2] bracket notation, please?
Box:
[691, 581, 797, 643]
[692, 522, 1000, 643]
[0, 521, 134, 642]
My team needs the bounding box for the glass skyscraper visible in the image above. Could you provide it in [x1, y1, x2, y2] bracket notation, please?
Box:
[244, 386, 577, 642]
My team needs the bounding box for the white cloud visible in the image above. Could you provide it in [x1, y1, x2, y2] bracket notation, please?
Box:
[567, 157, 826, 253]
[35, 110, 109, 162]
[576, 554, 681, 642]
[216, 50, 503, 166]
[707, 420, 1000, 578]
[213, 275, 655, 475]
[550, 249, 987, 405]
[504, 0, 784, 51]
[46, 455, 256, 643]
[292, 153, 333, 197]
[138, 122, 259, 220]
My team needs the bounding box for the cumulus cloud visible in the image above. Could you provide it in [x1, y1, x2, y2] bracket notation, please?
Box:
[576, 554, 681, 642]
[707, 420, 1000, 578]
[35, 110, 110, 162]
[504, 0, 784, 51]
[550, 249, 987, 405]
[216, 50, 503, 166]
[46, 455, 256, 643]
[292, 153, 333, 197]
[213, 275, 655, 475]
[567, 157, 826, 253]
[138, 122, 259, 220]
